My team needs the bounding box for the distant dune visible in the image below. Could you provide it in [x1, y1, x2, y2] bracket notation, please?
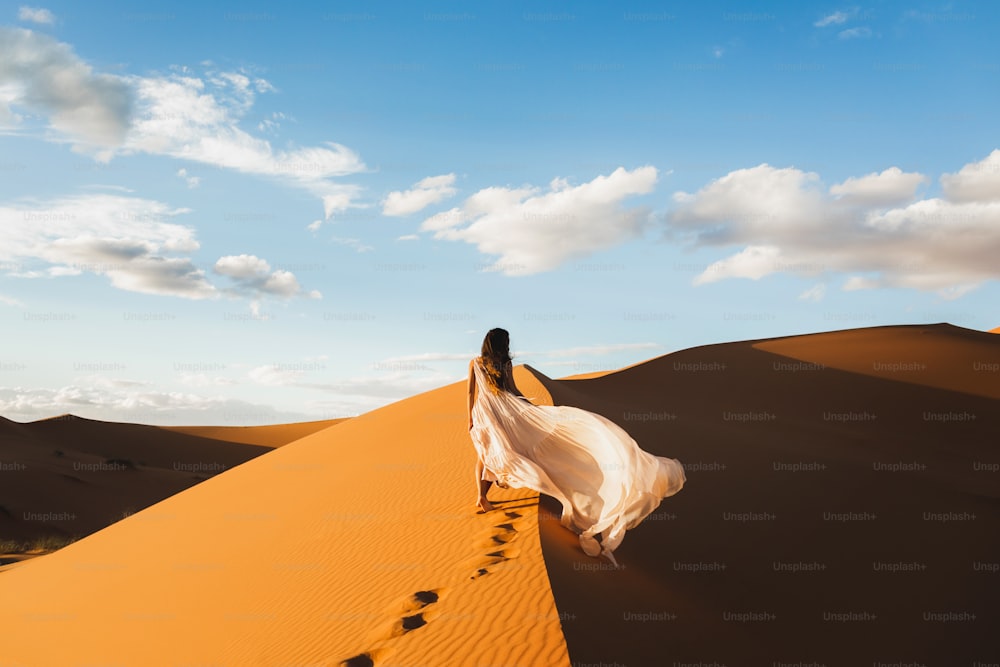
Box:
[0, 324, 997, 665]
[162, 418, 349, 447]
[0, 415, 342, 552]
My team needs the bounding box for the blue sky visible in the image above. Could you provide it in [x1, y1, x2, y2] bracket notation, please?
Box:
[1, 1, 998, 424]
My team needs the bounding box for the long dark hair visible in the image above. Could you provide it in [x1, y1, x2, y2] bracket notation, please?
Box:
[480, 328, 512, 394]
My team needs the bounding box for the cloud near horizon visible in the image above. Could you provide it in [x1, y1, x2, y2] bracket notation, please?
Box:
[421, 166, 658, 275]
[669, 150, 1000, 298]
[0, 381, 313, 426]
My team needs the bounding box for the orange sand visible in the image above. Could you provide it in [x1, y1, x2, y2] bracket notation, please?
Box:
[0, 369, 568, 666]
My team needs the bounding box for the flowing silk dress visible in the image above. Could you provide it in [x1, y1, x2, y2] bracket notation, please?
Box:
[469, 357, 686, 562]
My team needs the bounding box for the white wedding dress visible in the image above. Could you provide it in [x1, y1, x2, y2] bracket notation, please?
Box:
[469, 357, 686, 563]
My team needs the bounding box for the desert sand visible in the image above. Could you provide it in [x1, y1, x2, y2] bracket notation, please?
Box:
[534, 323, 999, 665]
[0, 415, 342, 556]
[0, 368, 568, 666]
[1, 323, 997, 665]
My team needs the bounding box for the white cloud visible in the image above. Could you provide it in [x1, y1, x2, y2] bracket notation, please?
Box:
[397, 234, 419, 241]
[383, 173, 458, 216]
[421, 166, 658, 275]
[829, 167, 927, 206]
[1, 29, 366, 215]
[257, 111, 285, 134]
[0, 382, 312, 426]
[0, 293, 24, 306]
[247, 362, 454, 400]
[0, 27, 131, 149]
[838, 26, 872, 39]
[213, 254, 318, 299]
[214, 254, 271, 280]
[248, 364, 305, 386]
[125, 72, 366, 210]
[814, 10, 851, 27]
[694, 245, 785, 285]
[0, 195, 320, 302]
[177, 167, 200, 188]
[380, 352, 473, 363]
[668, 151, 1000, 297]
[177, 373, 238, 388]
[330, 236, 373, 253]
[17, 6, 54, 24]
[940, 149, 1000, 203]
[0, 194, 216, 299]
[669, 163, 826, 246]
[798, 284, 827, 302]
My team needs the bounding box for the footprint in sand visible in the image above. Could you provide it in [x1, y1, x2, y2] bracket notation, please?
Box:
[340, 590, 442, 666]
[340, 510, 525, 665]
[469, 511, 524, 579]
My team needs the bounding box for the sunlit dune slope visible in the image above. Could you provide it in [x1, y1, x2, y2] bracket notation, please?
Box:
[0, 368, 569, 667]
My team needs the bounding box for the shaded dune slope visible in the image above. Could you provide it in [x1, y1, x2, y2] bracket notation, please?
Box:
[0, 415, 300, 548]
[530, 324, 999, 665]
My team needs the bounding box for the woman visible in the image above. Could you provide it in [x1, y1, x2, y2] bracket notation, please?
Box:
[467, 328, 686, 564]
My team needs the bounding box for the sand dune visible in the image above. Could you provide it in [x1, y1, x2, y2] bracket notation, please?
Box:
[0, 368, 569, 666]
[164, 418, 347, 447]
[2, 324, 997, 665]
[0, 415, 342, 553]
[531, 323, 999, 665]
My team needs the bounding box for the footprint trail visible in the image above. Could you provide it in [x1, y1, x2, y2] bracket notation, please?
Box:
[339, 509, 526, 665]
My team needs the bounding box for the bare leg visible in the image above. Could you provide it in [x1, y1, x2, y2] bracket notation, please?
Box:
[475, 458, 494, 512]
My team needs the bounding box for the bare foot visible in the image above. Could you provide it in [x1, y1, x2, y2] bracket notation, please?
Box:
[476, 497, 495, 513]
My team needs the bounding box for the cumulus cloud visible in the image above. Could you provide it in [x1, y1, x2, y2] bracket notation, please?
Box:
[0, 194, 216, 299]
[829, 167, 927, 206]
[383, 173, 458, 216]
[668, 151, 1000, 298]
[940, 149, 1000, 203]
[421, 166, 658, 275]
[0, 195, 319, 302]
[213, 254, 320, 299]
[17, 6, 54, 24]
[1, 28, 366, 216]
[0, 27, 131, 149]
